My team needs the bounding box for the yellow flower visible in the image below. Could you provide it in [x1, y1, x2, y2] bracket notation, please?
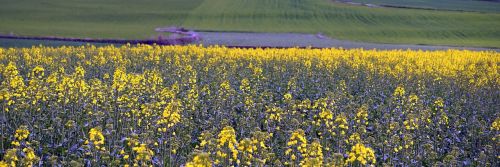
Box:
[22, 147, 39, 165]
[132, 143, 154, 161]
[112, 67, 128, 91]
[11, 141, 20, 147]
[158, 99, 182, 128]
[346, 143, 376, 165]
[300, 139, 323, 166]
[393, 86, 405, 97]
[185, 152, 211, 167]
[217, 126, 238, 161]
[238, 138, 254, 153]
[266, 106, 283, 122]
[3, 149, 18, 166]
[492, 117, 500, 131]
[0, 161, 8, 167]
[30, 66, 45, 79]
[284, 93, 292, 101]
[334, 113, 349, 135]
[89, 127, 105, 146]
[14, 126, 30, 141]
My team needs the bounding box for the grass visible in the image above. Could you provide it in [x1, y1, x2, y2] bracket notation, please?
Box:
[0, 0, 500, 47]
[349, 0, 500, 13]
[0, 0, 204, 39]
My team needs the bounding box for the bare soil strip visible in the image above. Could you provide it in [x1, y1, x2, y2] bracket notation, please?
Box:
[196, 31, 500, 51]
[1, 31, 499, 51]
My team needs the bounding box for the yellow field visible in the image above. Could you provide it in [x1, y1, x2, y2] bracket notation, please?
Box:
[0, 45, 499, 166]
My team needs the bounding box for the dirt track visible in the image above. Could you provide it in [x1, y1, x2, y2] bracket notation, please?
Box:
[196, 31, 500, 51]
[1, 31, 499, 51]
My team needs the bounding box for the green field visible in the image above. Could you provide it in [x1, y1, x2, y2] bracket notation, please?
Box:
[0, 0, 202, 39]
[1, 0, 500, 47]
[349, 0, 500, 13]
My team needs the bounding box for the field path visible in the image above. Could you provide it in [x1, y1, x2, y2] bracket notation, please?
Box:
[1, 31, 499, 51]
[197, 31, 500, 51]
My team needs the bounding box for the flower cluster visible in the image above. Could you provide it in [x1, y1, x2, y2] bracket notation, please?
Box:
[346, 143, 376, 165]
[1, 126, 39, 166]
[285, 129, 308, 164]
[185, 152, 212, 167]
[216, 126, 238, 165]
[132, 143, 154, 162]
[89, 127, 105, 149]
[157, 99, 182, 131]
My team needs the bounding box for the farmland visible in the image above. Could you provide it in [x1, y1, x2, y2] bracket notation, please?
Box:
[348, 0, 500, 13]
[0, 45, 499, 166]
[1, 0, 500, 47]
[1, 0, 500, 166]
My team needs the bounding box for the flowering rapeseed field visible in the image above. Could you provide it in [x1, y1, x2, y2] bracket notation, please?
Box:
[0, 45, 498, 166]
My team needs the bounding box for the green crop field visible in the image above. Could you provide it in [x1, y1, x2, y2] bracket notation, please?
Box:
[0, 0, 500, 47]
[349, 0, 500, 13]
[0, 0, 203, 39]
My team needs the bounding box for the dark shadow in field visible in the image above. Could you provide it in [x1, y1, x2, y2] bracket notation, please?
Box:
[0, 38, 115, 48]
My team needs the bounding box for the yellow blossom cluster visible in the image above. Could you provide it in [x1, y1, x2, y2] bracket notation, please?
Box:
[13, 126, 29, 141]
[334, 113, 349, 135]
[132, 143, 155, 162]
[237, 138, 254, 165]
[88, 127, 105, 149]
[355, 106, 368, 125]
[185, 152, 212, 167]
[404, 114, 420, 130]
[1, 126, 39, 166]
[286, 129, 308, 162]
[302, 139, 323, 165]
[266, 106, 283, 122]
[347, 143, 376, 165]
[313, 105, 334, 129]
[491, 117, 500, 131]
[157, 99, 182, 131]
[216, 126, 238, 164]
